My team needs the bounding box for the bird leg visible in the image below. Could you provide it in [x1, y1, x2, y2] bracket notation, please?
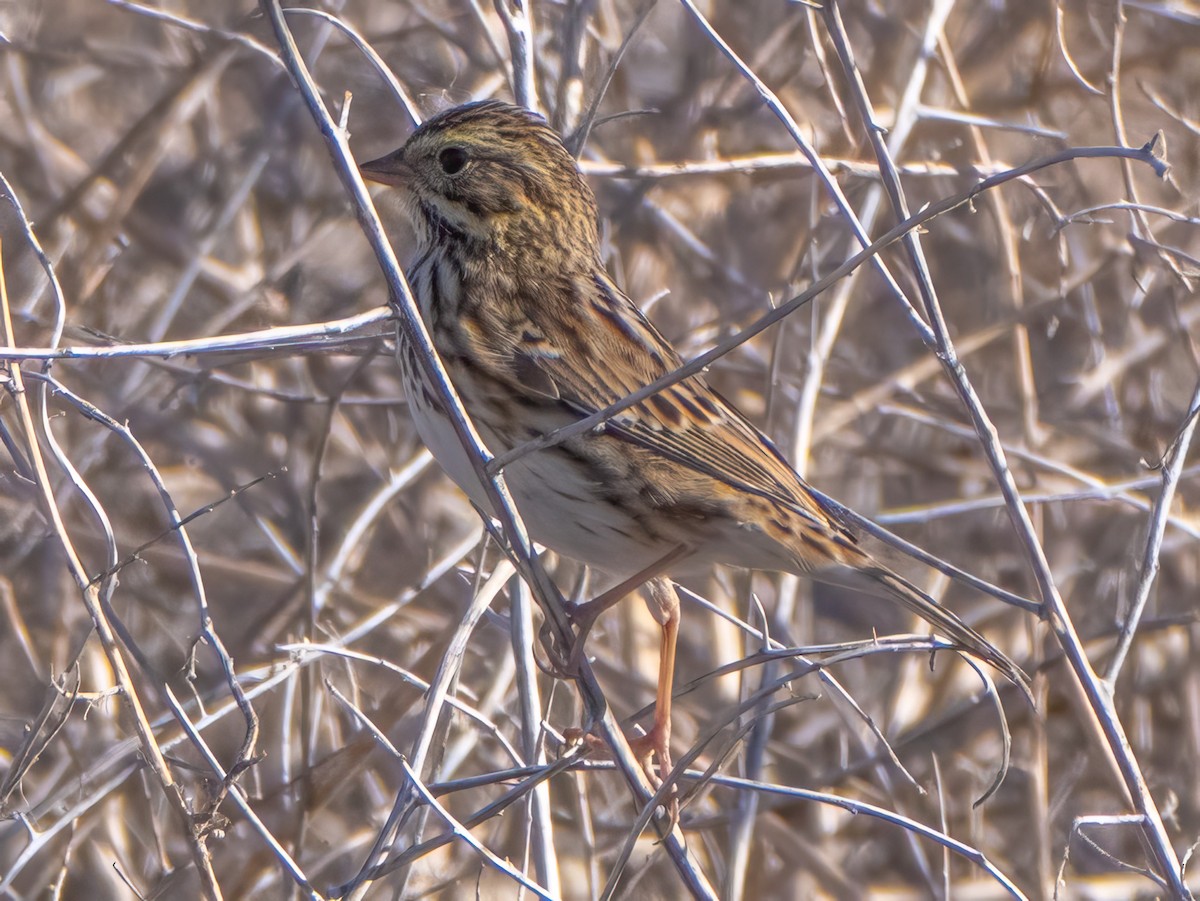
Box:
[538, 544, 688, 677]
[544, 549, 686, 817]
[627, 577, 680, 810]
[560, 545, 688, 672]
[573, 573, 684, 821]
[559, 577, 682, 823]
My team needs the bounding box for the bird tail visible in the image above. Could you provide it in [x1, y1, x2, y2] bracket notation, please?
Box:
[843, 563, 1031, 703]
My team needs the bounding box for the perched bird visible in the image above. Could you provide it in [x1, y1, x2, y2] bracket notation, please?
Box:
[360, 99, 1026, 781]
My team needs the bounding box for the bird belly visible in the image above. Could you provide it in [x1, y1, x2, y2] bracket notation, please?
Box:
[402, 380, 679, 578]
[501, 450, 681, 576]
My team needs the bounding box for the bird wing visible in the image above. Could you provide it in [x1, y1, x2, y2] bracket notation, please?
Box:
[495, 271, 855, 542]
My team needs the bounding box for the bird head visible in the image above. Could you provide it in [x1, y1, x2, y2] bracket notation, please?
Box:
[361, 100, 600, 261]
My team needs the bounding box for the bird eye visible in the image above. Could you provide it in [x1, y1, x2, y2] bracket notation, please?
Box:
[438, 146, 469, 175]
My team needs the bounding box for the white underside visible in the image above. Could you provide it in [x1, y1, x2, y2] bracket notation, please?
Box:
[407, 381, 807, 583]
[405, 376, 691, 578]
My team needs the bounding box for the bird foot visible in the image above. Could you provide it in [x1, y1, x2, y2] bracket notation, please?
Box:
[564, 722, 679, 829]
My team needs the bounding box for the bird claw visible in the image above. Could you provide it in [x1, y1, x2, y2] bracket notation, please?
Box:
[564, 722, 680, 830]
[628, 724, 679, 826]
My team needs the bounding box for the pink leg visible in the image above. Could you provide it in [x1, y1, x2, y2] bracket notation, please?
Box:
[560, 544, 689, 673]
[627, 576, 680, 789]
[552, 553, 686, 821]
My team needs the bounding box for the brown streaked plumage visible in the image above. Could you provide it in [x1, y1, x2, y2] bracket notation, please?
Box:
[361, 99, 1027, 784]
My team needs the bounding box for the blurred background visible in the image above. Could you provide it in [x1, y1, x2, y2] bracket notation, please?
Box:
[1, 1, 1198, 898]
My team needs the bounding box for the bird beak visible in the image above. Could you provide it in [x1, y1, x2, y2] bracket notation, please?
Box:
[360, 150, 411, 187]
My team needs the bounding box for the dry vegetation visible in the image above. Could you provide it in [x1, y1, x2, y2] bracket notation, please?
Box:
[2, 0, 1200, 898]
